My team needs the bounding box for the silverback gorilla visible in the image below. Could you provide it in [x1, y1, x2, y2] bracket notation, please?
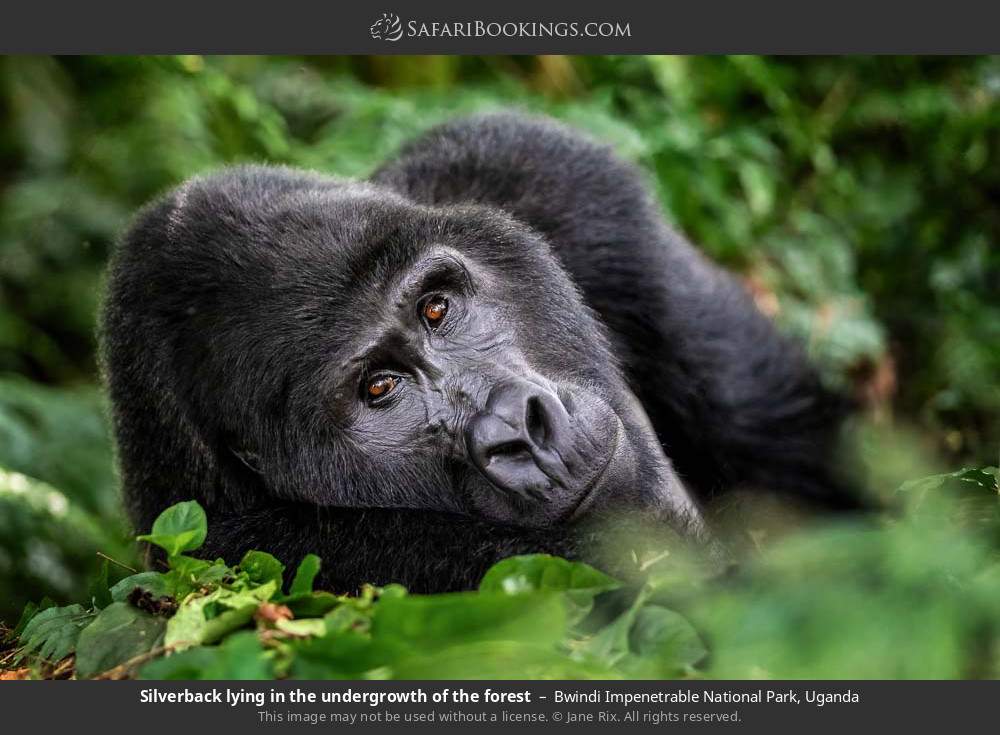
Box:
[102, 113, 860, 592]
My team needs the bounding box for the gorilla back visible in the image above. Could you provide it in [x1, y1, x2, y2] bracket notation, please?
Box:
[102, 113, 859, 592]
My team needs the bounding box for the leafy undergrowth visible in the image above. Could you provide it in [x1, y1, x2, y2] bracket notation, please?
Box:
[0, 500, 706, 680]
[2, 466, 1000, 680]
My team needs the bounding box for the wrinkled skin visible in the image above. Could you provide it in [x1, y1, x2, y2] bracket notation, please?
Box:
[102, 114, 859, 592]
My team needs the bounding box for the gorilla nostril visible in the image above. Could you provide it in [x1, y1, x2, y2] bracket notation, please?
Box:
[525, 395, 549, 448]
[488, 440, 530, 462]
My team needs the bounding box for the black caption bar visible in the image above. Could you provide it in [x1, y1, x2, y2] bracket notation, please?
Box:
[2, 0, 1000, 53]
[0, 680, 987, 733]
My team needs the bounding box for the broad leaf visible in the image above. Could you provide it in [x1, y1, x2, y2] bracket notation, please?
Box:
[75, 602, 166, 678]
[110, 571, 175, 603]
[576, 586, 650, 666]
[139, 632, 272, 680]
[373, 591, 567, 652]
[137, 500, 207, 556]
[479, 554, 619, 624]
[621, 605, 707, 675]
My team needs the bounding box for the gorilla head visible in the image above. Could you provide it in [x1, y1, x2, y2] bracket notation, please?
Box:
[103, 166, 703, 569]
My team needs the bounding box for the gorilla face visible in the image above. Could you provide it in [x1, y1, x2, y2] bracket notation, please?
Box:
[330, 250, 622, 527]
[334, 245, 621, 527]
[146, 172, 702, 537]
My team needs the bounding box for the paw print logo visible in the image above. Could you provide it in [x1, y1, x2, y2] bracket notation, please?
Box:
[370, 13, 403, 41]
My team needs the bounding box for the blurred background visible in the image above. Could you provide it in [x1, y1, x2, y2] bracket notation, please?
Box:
[0, 56, 998, 629]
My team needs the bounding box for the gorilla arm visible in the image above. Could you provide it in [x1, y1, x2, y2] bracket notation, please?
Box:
[196, 504, 582, 594]
[195, 495, 707, 596]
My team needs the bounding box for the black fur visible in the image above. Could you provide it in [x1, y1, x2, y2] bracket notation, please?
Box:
[101, 113, 860, 593]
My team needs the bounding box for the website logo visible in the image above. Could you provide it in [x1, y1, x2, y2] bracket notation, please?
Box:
[370, 13, 404, 41]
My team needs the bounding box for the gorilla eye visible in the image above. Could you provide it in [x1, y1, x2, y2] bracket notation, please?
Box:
[421, 295, 449, 327]
[365, 375, 399, 402]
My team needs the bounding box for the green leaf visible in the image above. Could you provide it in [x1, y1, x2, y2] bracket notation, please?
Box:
[110, 571, 175, 603]
[377, 584, 408, 600]
[389, 640, 617, 680]
[480, 554, 619, 595]
[167, 555, 230, 595]
[137, 646, 218, 680]
[622, 605, 707, 674]
[164, 581, 276, 650]
[579, 607, 637, 666]
[211, 631, 273, 679]
[136, 500, 207, 556]
[75, 602, 166, 678]
[240, 550, 285, 587]
[18, 604, 96, 662]
[287, 631, 388, 679]
[278, 555, 333, 615]
[373, 591, 567, 652]
[479, 554, 620, 624]
[577, 586, 650, 666]
[161, 555, 232, 600]
[289, 553, 321, 595]
[282, 591, 340, 618]
[139, 632, 272, 680]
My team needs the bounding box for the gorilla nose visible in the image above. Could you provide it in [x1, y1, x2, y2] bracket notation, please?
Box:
[465, 380, 572, 501]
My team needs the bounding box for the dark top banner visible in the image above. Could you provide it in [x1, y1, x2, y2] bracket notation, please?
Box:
[0, 680, 991, 733]
[2, 0, 1000, 54]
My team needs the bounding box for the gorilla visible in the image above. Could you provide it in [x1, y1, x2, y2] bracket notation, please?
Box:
[101, 113, 860, 592]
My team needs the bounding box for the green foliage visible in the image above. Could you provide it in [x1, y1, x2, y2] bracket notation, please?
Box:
[9, 478, 1000, 680]
[164, 581, 276, 650]
[0, 463, 135, 621]
[625, 606, 706, 675]
[239, 551, 285, 588]
[479, 554, 620, 624]
[0, 379, 118, 518]
[682, 467, 1000, 679]
[139, 631, 272, 680]
[74, 602, 165, 677]
[17, 604, 96, 663]
[5, 501, 702, 679]
[136, 500, 207, 557]
[109, 571, 173, 603]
